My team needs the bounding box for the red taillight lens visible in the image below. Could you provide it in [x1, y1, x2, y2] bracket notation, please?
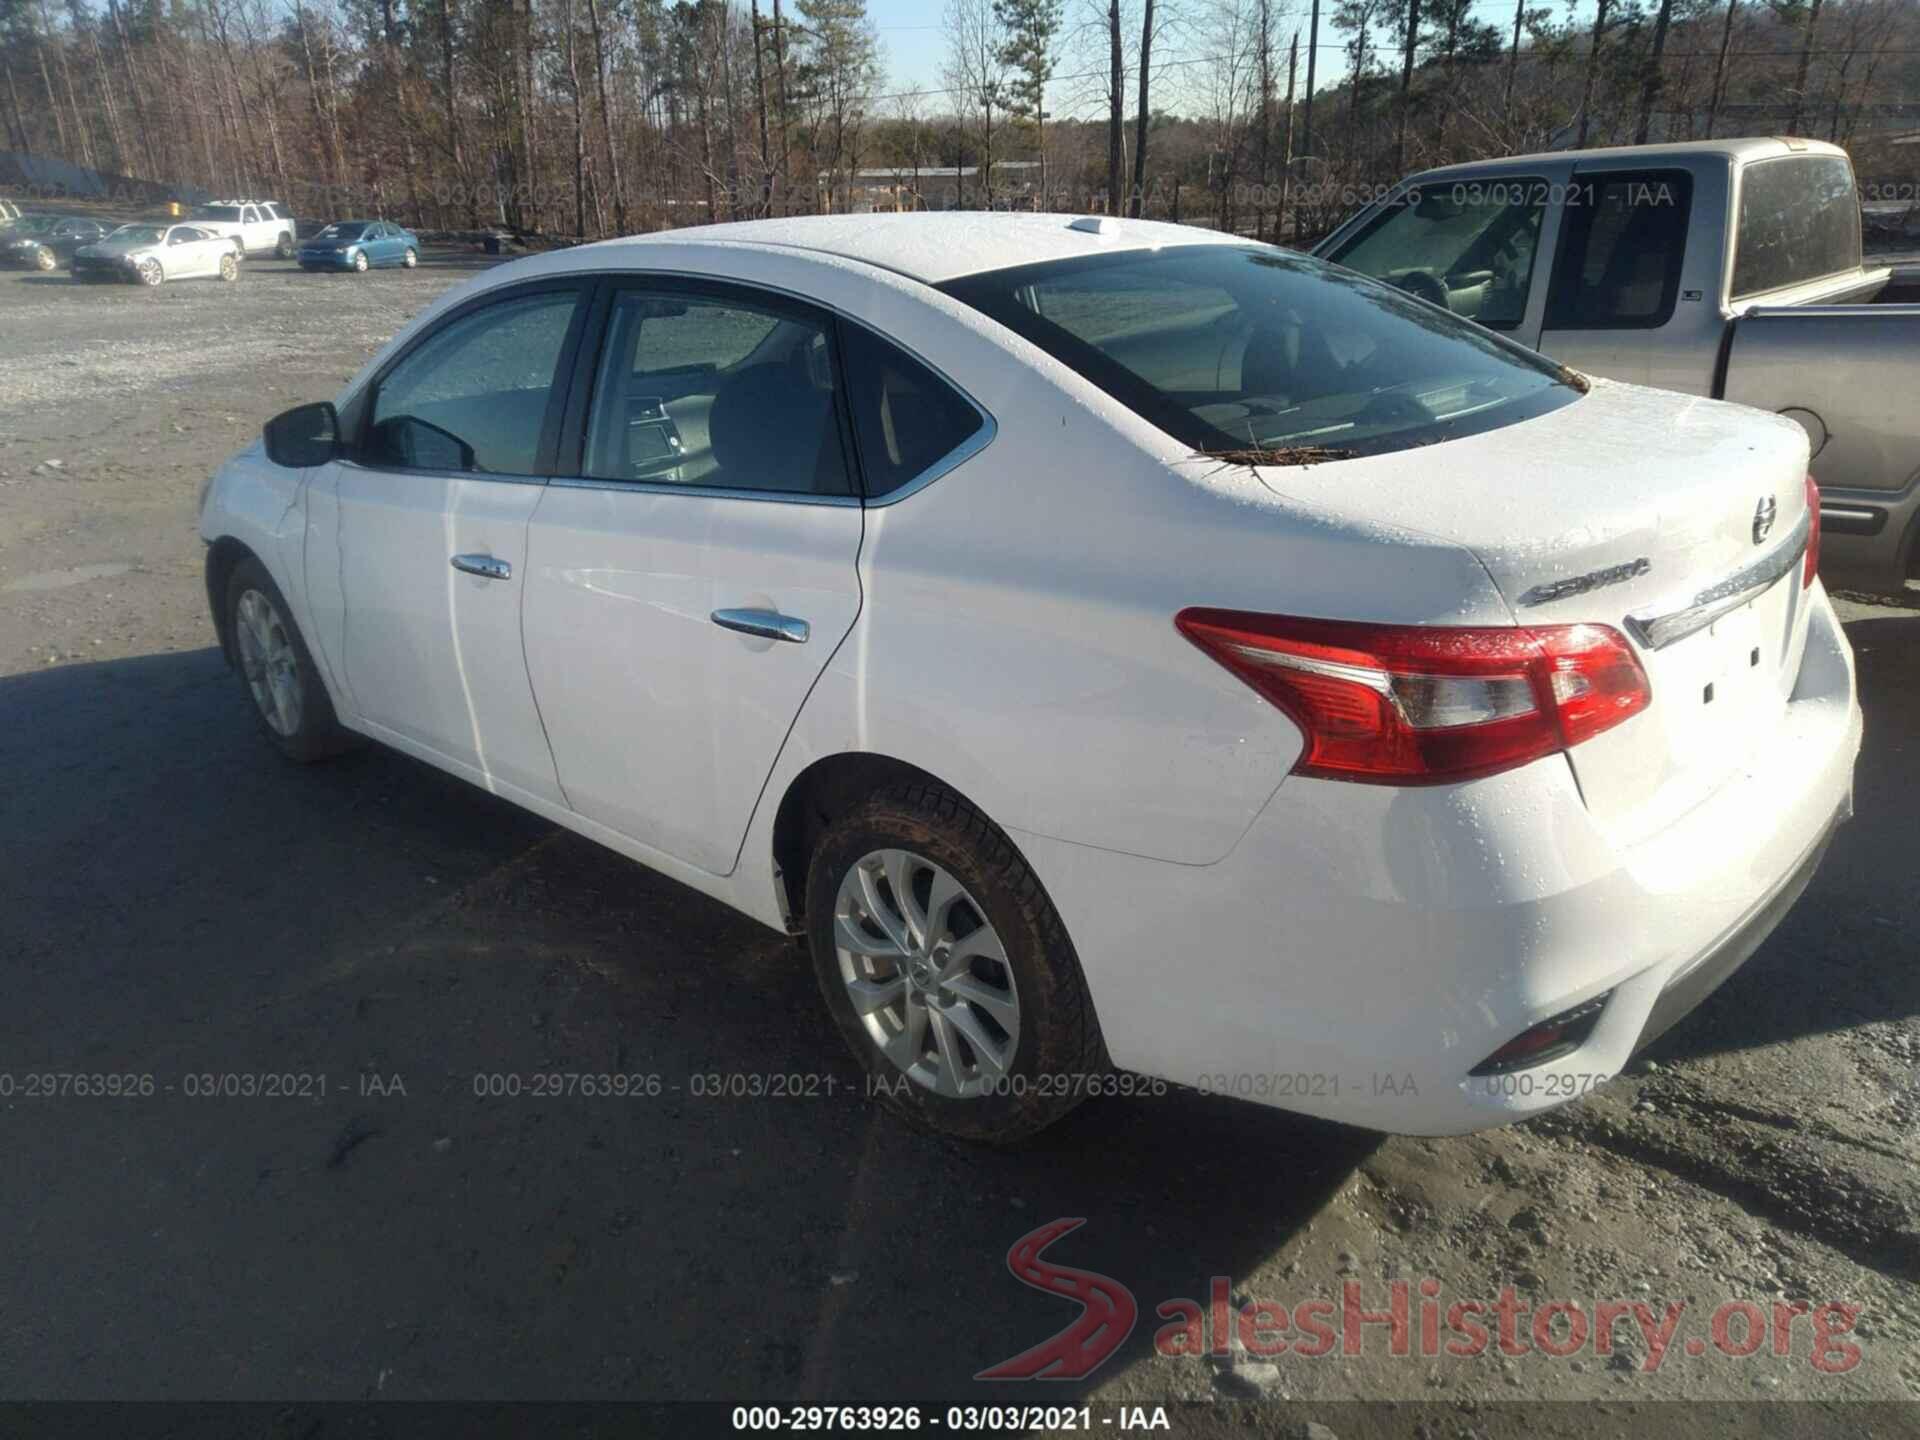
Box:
[1175, 610, 1652, 785]
[1803, 472, 1820, 588]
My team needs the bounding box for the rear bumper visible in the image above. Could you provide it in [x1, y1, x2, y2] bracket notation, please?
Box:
[1017, 583, 1862, 1135]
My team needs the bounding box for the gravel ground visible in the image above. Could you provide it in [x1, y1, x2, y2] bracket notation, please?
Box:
[0, 253, 1916, 1430]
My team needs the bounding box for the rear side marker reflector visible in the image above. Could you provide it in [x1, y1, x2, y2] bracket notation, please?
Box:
[1176, 610, 1652, 785]
[1471, 993, 1612, 1076]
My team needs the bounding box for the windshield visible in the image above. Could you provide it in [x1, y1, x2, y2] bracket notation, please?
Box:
[195, 206, 245, 223]
[317, 223, 370, 240]
[108, 225, 165, 245]
[940, 245, 1578, 461]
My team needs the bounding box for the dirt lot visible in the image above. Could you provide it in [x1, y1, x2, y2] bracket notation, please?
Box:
[1, 251, 1917, 1431]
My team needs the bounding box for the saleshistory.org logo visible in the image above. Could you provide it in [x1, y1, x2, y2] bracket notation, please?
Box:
[974, 1219, 1139, 1380]
[976, 1221, 1866, 1381]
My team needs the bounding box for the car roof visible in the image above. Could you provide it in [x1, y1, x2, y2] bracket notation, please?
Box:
[581, 213, 1261, 285]
[1407, 136, 1849, 182]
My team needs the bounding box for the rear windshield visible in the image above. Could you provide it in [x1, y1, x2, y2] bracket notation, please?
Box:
[940, 245, 1578, 461]
[1732, 154, 1863, 299]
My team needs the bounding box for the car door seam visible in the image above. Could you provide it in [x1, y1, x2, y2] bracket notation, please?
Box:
[516, 491, 575, 811]
[720, 503, 869, 880]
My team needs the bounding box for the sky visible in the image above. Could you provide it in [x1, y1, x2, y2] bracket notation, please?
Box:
[859, 0, 1605, 119]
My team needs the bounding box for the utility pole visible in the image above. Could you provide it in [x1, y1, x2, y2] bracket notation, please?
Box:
[1302, 0, 1320, 167]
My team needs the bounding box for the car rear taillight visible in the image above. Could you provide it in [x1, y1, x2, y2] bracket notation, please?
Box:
[1175, 610, 1652, 786]
[1803, 473, 1820, 588]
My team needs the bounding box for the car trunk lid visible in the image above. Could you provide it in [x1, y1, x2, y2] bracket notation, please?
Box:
[1248, 377, 1815, 841]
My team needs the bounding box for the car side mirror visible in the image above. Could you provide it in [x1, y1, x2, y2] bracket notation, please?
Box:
[264, 401, 341, 468]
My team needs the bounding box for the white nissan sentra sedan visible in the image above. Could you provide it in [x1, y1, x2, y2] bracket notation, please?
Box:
[198, 214, 1861, 1141]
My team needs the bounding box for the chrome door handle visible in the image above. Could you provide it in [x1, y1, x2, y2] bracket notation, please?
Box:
[450, 553, 511, 581]
[711, 608, 809, 644]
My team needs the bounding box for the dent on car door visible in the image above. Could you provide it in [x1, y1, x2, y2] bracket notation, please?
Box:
[521, 281, 872, 876]
[325, 282, 589, 803]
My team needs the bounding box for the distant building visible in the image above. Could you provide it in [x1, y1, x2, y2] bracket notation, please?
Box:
[818, 161, 1044, 212]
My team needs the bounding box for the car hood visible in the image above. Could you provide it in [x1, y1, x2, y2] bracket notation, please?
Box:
[2, 232, 49, 247]
[78, 239, 152, 257]
[303, 236, 363, 249]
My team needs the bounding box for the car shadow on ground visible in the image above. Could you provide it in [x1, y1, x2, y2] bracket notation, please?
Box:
[1648, 609, 1920, 1065]
[0, 647, 1375, 1401]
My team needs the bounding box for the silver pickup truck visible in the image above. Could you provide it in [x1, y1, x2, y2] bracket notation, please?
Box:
[1316, 138, 1920, 596]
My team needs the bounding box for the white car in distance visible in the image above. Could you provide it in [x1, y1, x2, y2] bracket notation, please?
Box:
[72, 223, 242, 286]
[198, 215, 1861, 1142]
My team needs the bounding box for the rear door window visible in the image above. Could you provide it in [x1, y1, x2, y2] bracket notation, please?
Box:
[1732, 154, 1862, 298]
[579, 288, 853, 497]
[1544, 171, 1692, 330]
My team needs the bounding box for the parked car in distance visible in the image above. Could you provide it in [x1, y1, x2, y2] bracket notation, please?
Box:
[1316, 137, 1920, 596]
[1, 215, 115, 271]
[190, 200, 296, 258]
[297, 220, 420, 273]
[73, 222, 242, 285]
[200, 214, 1860, 1143]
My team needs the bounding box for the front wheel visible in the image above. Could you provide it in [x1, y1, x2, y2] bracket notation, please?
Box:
[225, 557, 351, 763]
[805, 783, 1105, 1144]
[218, 252, 239, 282]
[351, 250, 369, 273]
[137, 258, 163, 287]
[402, 247, 417, 269]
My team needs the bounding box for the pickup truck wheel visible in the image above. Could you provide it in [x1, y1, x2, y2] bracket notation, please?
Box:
[225, 557, 351, 763]
[403, 247, 418, 269]
[137, 258, 163, 287]
[275, 233, 294, 259]
[351, 251, 369, 273]
[805, 782, 1105, 1144]
[218, 253, 239, 282]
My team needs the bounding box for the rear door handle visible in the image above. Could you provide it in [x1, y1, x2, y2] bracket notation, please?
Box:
[711, 607, 809, 644]
[451, 553, 511, 581]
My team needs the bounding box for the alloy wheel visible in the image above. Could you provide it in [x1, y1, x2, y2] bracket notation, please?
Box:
[138, 258, 162, 287]
[234, 589, 303, 737]
[833, 849, 1020, 1098]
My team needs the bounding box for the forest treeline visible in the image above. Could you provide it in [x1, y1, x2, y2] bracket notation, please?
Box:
[3, 0, 1916, 241]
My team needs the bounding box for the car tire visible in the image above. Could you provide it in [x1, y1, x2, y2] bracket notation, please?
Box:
[218, 253, 239, 282]
[352, 251, 369, 273]
[138, 258, 163, 287]
[804, 782, 1105, 1144]
[224, 557, 352, 763]
[275, 232, 294, 259]
[34, 248, 54, 271]
[403, 247, 418, 269]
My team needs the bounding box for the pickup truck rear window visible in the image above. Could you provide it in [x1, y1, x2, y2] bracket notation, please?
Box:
[942, 245, 1579, 461]
[1732, 154, 1863, 299]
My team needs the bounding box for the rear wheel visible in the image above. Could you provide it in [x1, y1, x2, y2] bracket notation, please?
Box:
[275, 232, 294, 259]
[225, 557, 351, 763]
[34, 247, 54, 271]
[805, 783, 1105, 1143]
